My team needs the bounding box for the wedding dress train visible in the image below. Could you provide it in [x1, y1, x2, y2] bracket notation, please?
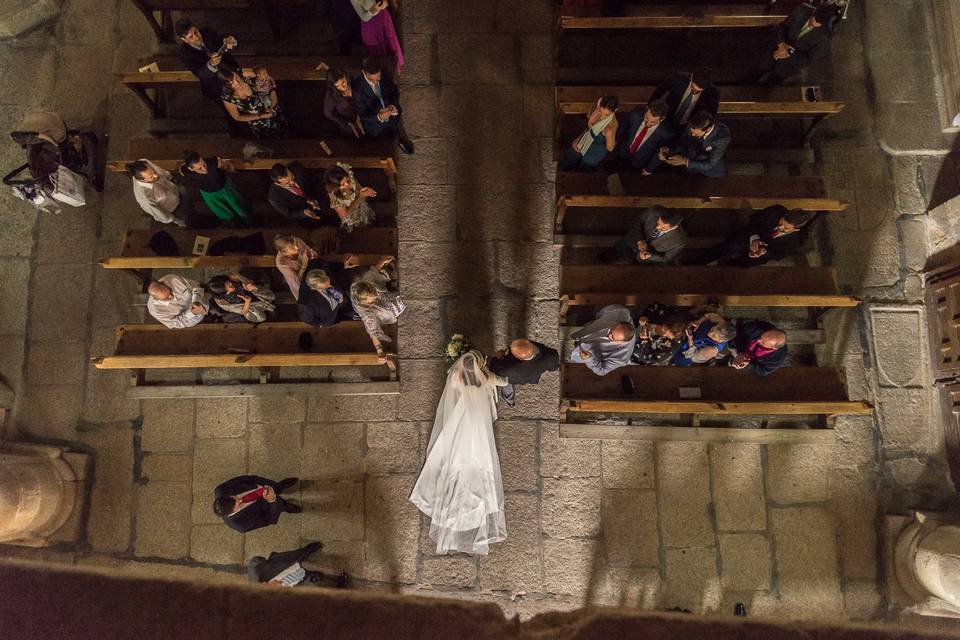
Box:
[409, 350, 508, 555]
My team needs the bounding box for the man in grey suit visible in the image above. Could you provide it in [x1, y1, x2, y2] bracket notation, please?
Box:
[569, 305, 636, 376]
[652, 110, 731, 178]
[606, 205, 686, 264]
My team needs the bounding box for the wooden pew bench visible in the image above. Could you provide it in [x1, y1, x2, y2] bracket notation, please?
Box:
[130, 0, 313, 41]
[92, 321, 398, 395]
[99, 227, 397, 270]
[108, 137, 398, 193]
[559, 364, 871, 443]
[120, 55, 391, 115]
[555, 173, 846, 231]
[557, 4, 788, 30]
[559, 264, 859, 310]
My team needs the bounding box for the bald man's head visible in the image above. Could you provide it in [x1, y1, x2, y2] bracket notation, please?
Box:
[510, 339, 538, 360]
[147, 281, 173, 301]
[759, 329, 787, 349]
[609, 322, 634, 343]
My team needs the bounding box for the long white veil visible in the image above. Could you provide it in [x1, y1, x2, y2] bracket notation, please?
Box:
[409, 350, 507, 555]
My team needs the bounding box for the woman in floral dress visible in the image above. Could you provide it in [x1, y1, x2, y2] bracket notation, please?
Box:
[323, 162, 377, 232]
[219, 69, 288, 138]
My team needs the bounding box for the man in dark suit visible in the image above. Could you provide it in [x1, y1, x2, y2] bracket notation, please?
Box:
[297, 259, 357, 327]
[609, 99, 675, 174]
[268, 162, 334, 226]
[653, 110, 731, 178]
[487, 338, 560, 407]
[247, 541, 350, 588]
[731, 320, 788, 377]
[175, 19, 240, 101]
[708, 205, 815, 266]
[756, 4, 837, 85]
[352, 58, 414, 154]
[213, 475, 301, 533]
[649, 68, 720, 129]
[606, 205, 687, 265]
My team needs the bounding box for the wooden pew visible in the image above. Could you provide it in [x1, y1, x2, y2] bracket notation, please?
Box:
[119, 55, 391, 115]
[556, 85, 844, 135]
[559, 325, 824, 356]
[107, 138, 398, 192]
[555, 173, 846, 230]
[559, 264, 859, 309]
[92, 320, 397, 384]
[129, 0, 311, 42]
[560, 364, 871, 443]
[99, 227, 398, 270]
[558, 4, 788, 30]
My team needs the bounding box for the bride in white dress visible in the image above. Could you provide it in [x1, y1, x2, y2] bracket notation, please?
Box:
[409, 349, 509, 555]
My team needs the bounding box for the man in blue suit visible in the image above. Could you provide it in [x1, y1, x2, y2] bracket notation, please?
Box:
[653, 110, 731, 178]
[351, 57, 414, 154]
[609, 99, 675, 174]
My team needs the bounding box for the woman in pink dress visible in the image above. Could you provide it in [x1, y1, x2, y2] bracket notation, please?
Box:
[352, 0, 404, 74]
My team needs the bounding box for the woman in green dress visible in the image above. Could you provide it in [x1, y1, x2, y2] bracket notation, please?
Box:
[180, 151, 250, 226]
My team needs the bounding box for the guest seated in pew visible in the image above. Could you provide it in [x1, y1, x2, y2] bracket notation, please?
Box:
[268, 162, 334, 226]
[175, 19, 240, 103]
[755, 4, 837, 86]
[146, 274, 211, 329]
[603, 205, 686, 265]
[179, 152, 250, 227]
[297, 262, 359, 327]
[730, 320, 788, 377]
[127, 159, 189, 227]
[352, 58, 414, 154]
[208, 273, 277, 324]
[274, 234, 318, 299]
[652, 110, 731, 178]
[632, 304, 688, 366]
[569, 304, 636, 376]
[350, 256, 403, 363]
[219, 68, 288, 139]
[650, 68, 719, 130]
[324, 67, 363, 138]
[673, 312, 736, 367]
[609, 99, 673, 174]
[559, 95, 619, 172]
[705, 205, 815, 266]
[324, 162, 377, 232]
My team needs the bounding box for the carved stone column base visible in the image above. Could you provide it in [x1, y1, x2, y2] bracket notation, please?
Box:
[0, 0, 61, 39]
[884, 512, 960, 619]
[0, 442, 92, 547]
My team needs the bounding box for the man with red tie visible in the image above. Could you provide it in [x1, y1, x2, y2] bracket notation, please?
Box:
[610, 99, 675, 173]
[213, 475, 302, 533]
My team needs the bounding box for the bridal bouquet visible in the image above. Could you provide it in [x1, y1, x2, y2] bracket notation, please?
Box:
[442, 333, 471, 363]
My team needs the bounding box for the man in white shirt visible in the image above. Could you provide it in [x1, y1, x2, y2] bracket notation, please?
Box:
[146, 274, 210, 329]
[126, 159, 189, 226]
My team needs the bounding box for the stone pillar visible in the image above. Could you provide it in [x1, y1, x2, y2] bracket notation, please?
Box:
[892, 511, 960, 617]
[0, 442, 91, 546]
[0, 0, 60, 39]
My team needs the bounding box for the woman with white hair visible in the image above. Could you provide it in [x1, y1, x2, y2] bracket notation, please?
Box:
[410, 349, 510, 556]
[349, 256, 403, 364]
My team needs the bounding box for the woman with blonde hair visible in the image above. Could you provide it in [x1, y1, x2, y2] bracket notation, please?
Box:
[273, 234, 317, 299]
[349, 256, 403, 363]
[410, 349, 509, 556]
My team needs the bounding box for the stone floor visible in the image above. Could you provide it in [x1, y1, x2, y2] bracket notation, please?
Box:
[0, 0, 959, 626]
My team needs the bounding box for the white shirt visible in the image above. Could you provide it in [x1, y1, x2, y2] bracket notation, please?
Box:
[351, 0, 378, 22]
[132, 159, 181, 224]
[147, 274, 210, 329]
[676, 82, 701, 125]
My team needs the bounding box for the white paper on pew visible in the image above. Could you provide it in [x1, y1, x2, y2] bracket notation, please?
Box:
[678, 387, 702, 399]
[138, 62, 159, 73]
[606, 173, 626, 196]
